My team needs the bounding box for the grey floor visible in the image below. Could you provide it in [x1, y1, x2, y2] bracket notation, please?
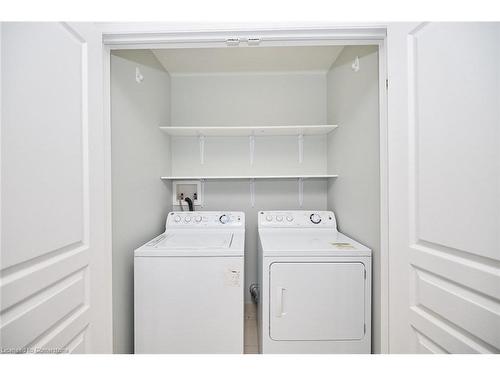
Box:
[244, 303, 258, 354]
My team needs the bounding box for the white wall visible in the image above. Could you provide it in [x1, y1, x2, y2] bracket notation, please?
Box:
[170, 72, 329, 301]
[170, 135, 327, 177]
[170, 72, 326, 126]
[111, 50, 172, 353]
[326, 46, 380, 352]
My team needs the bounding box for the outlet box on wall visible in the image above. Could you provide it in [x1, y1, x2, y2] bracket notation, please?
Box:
[172, 180, 202, 206]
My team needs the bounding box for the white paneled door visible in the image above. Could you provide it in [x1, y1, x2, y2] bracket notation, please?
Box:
[387, 23, 500, 353]
[1, 23, 111, 353]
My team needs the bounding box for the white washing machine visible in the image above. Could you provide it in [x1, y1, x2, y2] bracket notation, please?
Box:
[134, 211, 245, 353]
[257, 210, 371, 354]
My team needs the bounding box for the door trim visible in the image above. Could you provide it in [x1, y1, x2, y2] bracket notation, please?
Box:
[101, 25, 387, 49]
[100, 24, 389, 353]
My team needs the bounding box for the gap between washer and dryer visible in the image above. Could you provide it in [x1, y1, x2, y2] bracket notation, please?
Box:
[244, 303, 258, 354]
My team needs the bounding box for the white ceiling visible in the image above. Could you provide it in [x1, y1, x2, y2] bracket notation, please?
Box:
[152, 46, 344, 74]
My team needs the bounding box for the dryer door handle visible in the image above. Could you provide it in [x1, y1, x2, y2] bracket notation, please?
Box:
[276, 287, 287, 317]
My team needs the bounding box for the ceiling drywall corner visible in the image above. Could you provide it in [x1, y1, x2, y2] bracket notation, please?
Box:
[151, 45, 346, 74]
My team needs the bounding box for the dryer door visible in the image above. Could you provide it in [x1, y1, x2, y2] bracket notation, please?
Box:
[270, 262, 366, 341]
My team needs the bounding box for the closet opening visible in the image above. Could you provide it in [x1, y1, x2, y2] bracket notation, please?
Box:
[108, 40, 387, 354]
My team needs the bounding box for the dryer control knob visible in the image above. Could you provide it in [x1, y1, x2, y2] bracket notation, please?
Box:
[276, 215, 283, 222]
[219, 214, 229, 224]
[310, 213, 322, 224]
[174, 215, 181, 222]
[266, 215, 273, 222]
[184, 216, 192, 222]
[195, 216, 202, 222]
[286, 215, 294, 222]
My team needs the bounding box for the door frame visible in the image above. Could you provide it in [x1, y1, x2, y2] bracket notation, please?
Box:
[99, 24, 390, 353]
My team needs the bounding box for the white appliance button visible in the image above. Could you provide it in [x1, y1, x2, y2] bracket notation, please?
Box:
[219, 214, 229, 224]
[266, 215, 273, 222]
[310, 213, 322, 224]
[184, 216, 192, 222]
[276, 215, 283, 222]
[174, 215, 181, 222]
[286, 215, 294, 222]
[195, 216, 202, 222]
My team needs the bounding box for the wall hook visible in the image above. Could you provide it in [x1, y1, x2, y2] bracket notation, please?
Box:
[351, 56, 360, 72]
[135, 67, 144, 83]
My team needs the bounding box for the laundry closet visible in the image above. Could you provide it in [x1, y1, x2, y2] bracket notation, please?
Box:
[110, 43, 382, 353]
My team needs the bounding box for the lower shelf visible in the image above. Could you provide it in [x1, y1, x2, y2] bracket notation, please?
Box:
[160, 175, 338, 180]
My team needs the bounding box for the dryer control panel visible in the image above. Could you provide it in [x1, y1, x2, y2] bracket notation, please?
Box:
[166, 211, 245, 228]
[258, 210, 337, 229]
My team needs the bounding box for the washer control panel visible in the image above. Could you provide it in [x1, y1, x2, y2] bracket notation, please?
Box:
[258, 211, 337, 229]
[167, 211, 244, 228]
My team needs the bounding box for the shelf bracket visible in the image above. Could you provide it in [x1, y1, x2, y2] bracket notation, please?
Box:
[200, 179, 205, 207]
[298, 177, 304, 207]
[250, 178, 255, 207]
[298, 134, 304, 163]
[249, 135, 255, 166]
[199, 135, 205, 165]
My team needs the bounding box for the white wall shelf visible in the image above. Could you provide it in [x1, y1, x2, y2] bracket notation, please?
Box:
[159, 125, 338, 136]
[161, 175, 338, 180]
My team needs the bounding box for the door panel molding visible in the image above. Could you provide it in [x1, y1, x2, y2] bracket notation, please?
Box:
[1, 268, 87, 348]
[413, 268, 500, 349]
[410, 305, 496, 353]
[1, 241, 85, 278]
[409, 22, 499, 260]
[1, 23, 89, 270]
[413, 329, 448, 353]
[410, 242, 500, 300]
[407, 22, 427, 248]
[1, 246, 89, 311]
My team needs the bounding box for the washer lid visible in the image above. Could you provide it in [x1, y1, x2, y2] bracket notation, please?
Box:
[153, 232, 234, 249]
[259, 230, 371, 257]
[135, 231, 244, 257]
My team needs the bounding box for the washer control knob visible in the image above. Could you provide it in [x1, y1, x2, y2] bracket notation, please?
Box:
[276, 215, 283, 222]
[266, 215, 273, 222]
[286, 215, 294, 222]
[184, 216, 192, 222]
[174, 215, 181, 222]
[219, 214, 229, 224]
[195, 216, 202, 222]
[310, 213, 322, 224]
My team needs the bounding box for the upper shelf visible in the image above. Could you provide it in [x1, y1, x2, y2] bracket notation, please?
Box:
[161, 174, 338, 180]
[159, 125, 338, 137]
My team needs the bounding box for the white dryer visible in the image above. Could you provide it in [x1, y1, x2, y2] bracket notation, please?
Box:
[134, 211, 245, 353]
[257, 210, 371, 354]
